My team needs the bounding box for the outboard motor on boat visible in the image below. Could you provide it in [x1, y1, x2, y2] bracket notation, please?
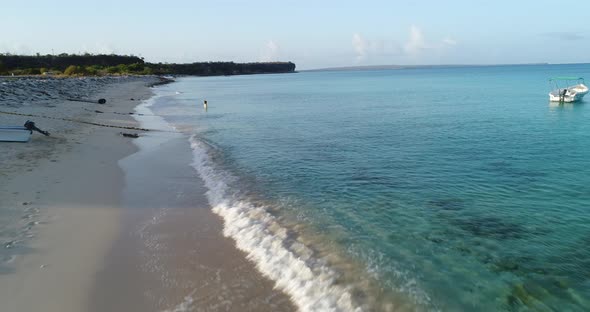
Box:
[24, 120, 50, 136]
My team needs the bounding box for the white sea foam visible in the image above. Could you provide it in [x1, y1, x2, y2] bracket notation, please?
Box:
[136, 88, 363, 311]
[189, 136, 363, 312]
[162, 291, 195, 312]
[134, 94, 178, 132]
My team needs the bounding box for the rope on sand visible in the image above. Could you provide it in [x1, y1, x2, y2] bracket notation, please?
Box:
[82, 108, 155, 116]
[0, 110, 166, 132]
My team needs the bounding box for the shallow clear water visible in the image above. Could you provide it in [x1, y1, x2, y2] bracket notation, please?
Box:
[151, 64, 590, 311]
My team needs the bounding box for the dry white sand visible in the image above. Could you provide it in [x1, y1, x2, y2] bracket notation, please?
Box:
[0, 79, 155, 312]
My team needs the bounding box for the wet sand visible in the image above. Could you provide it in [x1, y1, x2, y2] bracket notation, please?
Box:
[91, 132, 295, 311]
[0, 77, 295, 312]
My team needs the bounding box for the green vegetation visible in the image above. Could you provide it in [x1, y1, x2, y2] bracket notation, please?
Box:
[0, 53, 142, 72]
[63, 65, 80, 75]
[148, 61, 296, 76]
[0, 53, 296, 76]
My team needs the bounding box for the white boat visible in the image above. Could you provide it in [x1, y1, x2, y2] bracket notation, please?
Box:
[0, 121, 50, 142]
[549, 77, 589, 102]
[0, 126, 32, 142]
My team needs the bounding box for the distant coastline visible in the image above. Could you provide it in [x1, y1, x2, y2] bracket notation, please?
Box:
[300, 62, 589, 72]
[0, 53, 296, 77]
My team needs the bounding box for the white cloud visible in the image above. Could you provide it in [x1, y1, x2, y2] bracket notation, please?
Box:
[442, 37, 458, 46]
[80, 43, 117, 55]
[0, 42, 32, 55]
[404, 25, 428, 55]
[352, 33, 402, 63]
[259, 40, 280, 62]
[352, 33, 369, 61]
[352, 26, 458, 63]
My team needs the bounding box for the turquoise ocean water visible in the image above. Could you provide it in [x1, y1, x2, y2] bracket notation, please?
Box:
[148, 64, 590, 311]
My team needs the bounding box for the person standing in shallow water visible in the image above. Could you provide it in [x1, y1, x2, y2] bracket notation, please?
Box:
[203, 100, 208, 111]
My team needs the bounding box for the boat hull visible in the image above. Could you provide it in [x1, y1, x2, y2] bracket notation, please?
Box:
[549, 83, 589, 102]
[0, 127, 32, 142]
[549, 93, 587, 102]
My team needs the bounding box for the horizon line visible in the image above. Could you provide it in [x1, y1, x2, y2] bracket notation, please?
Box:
[302, 62, 590, 72]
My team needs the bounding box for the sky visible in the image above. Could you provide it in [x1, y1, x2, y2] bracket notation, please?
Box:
[1, 0, 589, 70]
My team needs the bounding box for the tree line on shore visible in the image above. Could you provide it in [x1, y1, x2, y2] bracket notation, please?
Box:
[0, 53, 296, 76]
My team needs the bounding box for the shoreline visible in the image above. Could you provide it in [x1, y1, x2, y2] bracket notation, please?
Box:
[89, 87, 296, 311]
[0, 76, 295, 312]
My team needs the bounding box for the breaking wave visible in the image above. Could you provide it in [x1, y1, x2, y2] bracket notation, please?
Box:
[189, 136, 363, 312]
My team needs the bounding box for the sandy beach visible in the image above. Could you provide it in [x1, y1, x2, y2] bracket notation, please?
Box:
[0, 77, 294, 312]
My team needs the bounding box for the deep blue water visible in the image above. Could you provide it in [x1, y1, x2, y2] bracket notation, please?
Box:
[152, 64, 590, 311]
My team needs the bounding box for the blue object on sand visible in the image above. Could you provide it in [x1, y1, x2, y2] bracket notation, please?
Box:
[0, 126, 32, 142]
